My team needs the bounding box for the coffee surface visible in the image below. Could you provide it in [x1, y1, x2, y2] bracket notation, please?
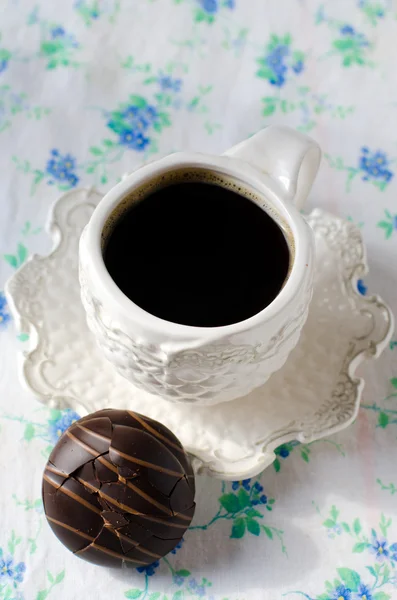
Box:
[104, 181, 290, 327]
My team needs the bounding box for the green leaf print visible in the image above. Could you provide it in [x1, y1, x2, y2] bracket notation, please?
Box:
[8, 530, 22, 555]
[246, 508, 262, 519]
[237, 488, 251, 510]
[377, 478, 397, 495]
[125, 590, 143, 599]
[128, 95, 147, 108]
[17, 242, 27, 264]
[246, 518, 260, 536]
[231, 517, 246, 539]
[3, 254, 18, 268]
[378, 412, 389, 428]
[323, 519, 337, 528]
[337, 568, 361, 590]
[219, 493, 240, 513]
[35, 569, 65, 599]
[379, 514, 392, 537]
[263, 526, 273, 539]
[353, 542, 369, 552]
[353, 518, 362, 536]
[300, 449, 310, 463]
[175, 570, 190, 578]
[55, 570, 65, 584]
[24, 423, 35, 441]
[373, 593, 391, 600]
[262, 97, 276, 116]
[4, 244, 29, 269]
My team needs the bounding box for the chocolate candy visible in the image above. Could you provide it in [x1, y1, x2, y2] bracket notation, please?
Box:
[42, 409, 195, 568]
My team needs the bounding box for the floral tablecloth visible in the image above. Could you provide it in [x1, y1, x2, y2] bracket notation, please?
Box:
[1, 1, 397, 599]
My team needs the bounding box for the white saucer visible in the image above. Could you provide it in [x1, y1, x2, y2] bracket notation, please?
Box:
[5, 189, 393, 480]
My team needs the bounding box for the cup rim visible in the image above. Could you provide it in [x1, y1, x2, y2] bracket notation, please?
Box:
[81, 152, 313, 340]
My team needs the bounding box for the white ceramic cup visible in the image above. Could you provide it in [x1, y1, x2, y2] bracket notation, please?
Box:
[79, 125, 321, 406]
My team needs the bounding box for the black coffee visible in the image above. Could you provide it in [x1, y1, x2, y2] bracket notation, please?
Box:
[104, 181, 290, 327]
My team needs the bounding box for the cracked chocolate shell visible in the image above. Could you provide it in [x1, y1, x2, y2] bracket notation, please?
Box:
[42, 409, 196, 567]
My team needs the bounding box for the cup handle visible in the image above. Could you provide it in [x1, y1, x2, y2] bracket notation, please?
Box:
[224, 125, 321, 210]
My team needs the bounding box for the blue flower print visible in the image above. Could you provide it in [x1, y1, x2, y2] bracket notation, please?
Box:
[389, 542, 397, 561]
[189, 578, 206, 597]
[0, 59, 9, 74]
[199, 0, 219, 14]
[158, 74, 182, 93]
[357, 279, 367, 295]
[46, 149, 80, 188]
[359, 147, 394, 187]
[48, 409, 80, 444]
[173, 574, 185, 586]
[292, 59, 304, 74]
[358, 0, 386, 25]
[354, 583, 373, 600]
[340, 25, 355, 35]
[331, 585, 352, 600]
[0, 556, 26, 584]
[339, 25, 369, 48]
[278, 445, 290, 458]
[0, 292, 11, 329]
[251, 482, 268, 507]
[50, 26, 79, 48]
[370, 533, 389, 561]
[327, 523, 342, 539]
[265, 45, 289, 87]
[331, 24, 372, 67]
[0, 48, 11, 75]
[121, 105, 157, 130]
[74, 0, 100, 22]
[232, 479, 251, 491]
[119, 130, 150, 151]
[107, 100, 160, 153]
[51, 26, 66, 38]
[257, 35, 305, 88]
[224, 0, 235, 7]
[171, 540, 183, 555]
[136, 561, 160, 577]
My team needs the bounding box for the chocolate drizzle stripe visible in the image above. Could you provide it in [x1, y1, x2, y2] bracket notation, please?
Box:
[105, 446, 183, 477]
[53, 436, 190, 523]
[138, 514, 187, 529]
[115, 532, 162, 559]
[75, 424, 184, 478]
[47, 493, 162, 563]
[68, 428, 190, 520]
[97, 455, 118, 474]
[76, 423, 111, 443]
[73, 477, 142, 517]
[75, 476, 187, 529]
[43, 473, 102, 515]
[46, 516, 95, 542]
[65, 429, 101, 458]
[123, 480, 174, 516]
[46, 463, 67, 477]
[49, 519, 148, 565]
[77, 543, 148, 565]
[127, 411, 184, 453]
[99, 489, 151, 517]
